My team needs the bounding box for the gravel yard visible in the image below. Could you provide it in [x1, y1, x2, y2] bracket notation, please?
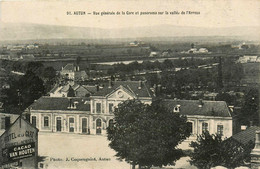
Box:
[37, 132, 195, 169]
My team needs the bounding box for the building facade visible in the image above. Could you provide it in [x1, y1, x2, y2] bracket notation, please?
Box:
[162, 99, 233, 139]
[26, 81, 153, 135]
[25, 80, 232, 138]
[60, 63, 88, 81]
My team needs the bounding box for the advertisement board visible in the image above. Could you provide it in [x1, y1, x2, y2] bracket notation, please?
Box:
[0, 116, 38, 168]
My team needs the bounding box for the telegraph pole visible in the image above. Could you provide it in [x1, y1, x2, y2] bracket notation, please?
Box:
[17, 89, 22, 128]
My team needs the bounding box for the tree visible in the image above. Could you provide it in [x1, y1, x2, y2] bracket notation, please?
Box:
[42, 66, 56, 80]
[162, 59, 174, 70]
[3, 71, 45, 113]
[239, 88, 259, 125]
[26, 61, 44, 76]
[107, 99, 190, 169]
[127, 49, 133, 55]
[42, 66, 57, 92]
[76, 56, 81, 65]
[215, 92, 233, 105]
[190, 131, 254, 169]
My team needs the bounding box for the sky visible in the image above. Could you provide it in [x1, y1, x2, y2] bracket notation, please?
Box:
[0, 0, 259, 29]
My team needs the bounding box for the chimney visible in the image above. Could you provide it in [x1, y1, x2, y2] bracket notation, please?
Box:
[138, 80, 142, 89]
[74, 66, 77, 71]
[228, 105, 234, 112]
[250, 121, 254, 127]
[157, 84, 162, 95]
[96, 85, 99, 91]
[108, 79, 112, 88]
[69, 99, 73, 108]
[77, 66, 79, 71]
[198, 99, 203, 107]
[241, 125, 247, 131]
[173, 105, 181, 113]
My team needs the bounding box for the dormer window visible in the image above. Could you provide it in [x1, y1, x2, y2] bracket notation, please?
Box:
[173, 105, 181, 113]
[67, 99, 77, 109]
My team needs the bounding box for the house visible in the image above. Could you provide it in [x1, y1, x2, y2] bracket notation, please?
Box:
[149, 51, 159, 57]
[74, 70, 88, 81]
[0, 116, 38, 168]
[183, 48, 209, 54]
[248, 56, 258, 63]
[203, 92, 218, 100]
[188, 48, 197, 54]
[25, 81, 153, 135]
[26, 44, 39, 50]
[20, 54, 35, 60]
[198, 48, 209, 53]
[161, 51, 170, 57]
[49, 82, 96, 97]
[161, 99, 232, 139]
[129, 41, 139, 47]
[237, 56, 259, 63]
[0, 55, 11, 60]
[60, 63, 78, 80]
[60, 63, 88, 81]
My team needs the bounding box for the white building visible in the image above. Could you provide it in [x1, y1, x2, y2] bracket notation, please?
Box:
[237, 56, 259, 63]
[149, 51, 159, 57]
[26, 81, 153, 135]
[25, 80, 232, 138]
[162, 99, 232, 139]
[60, 63, 88, 81]
[198, 48, 209, 53]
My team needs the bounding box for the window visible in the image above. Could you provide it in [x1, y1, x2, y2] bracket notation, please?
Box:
[32, 116, 36, 127]
[44, 116, 49, 127]
[217, 125, 224, 136]
[109, 103, 114, 113]
[109, 119, 114, 128]
[96, 119, 102, 134]
[1, 117, 5, 129]
[187, 122, 193, 134]
[202, 122, 208, 132]
[86, 103, 91, 111]
[173, 105, 180, 113]
[69, 118, 74, 132]
[96, 119, 102, 127]
[5, 117, 10, 129]
[96, 103, 101, 113]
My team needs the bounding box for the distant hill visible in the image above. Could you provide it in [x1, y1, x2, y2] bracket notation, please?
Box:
[0, 22, 259, 41]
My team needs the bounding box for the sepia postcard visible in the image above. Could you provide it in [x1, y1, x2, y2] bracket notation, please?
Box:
[0, 0, 259, 168]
